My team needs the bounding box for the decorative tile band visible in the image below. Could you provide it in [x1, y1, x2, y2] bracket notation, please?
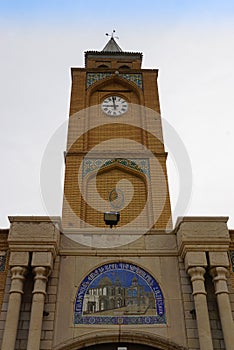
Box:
[87, 72, 143, 89]
[82, 158, 150, 178]
[74, 262, 166, 325]
[0, 251, 7, 272]
[230, 251, 234, 272]
[87, 72, 111, 88]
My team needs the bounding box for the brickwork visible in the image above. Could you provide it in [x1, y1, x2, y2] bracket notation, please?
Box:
[62, 153, 172, 229]
[40, 256, 60, 350]
[0, 271, 10, 348]
[86, 167, 147, 227]
[63, 59, 172, 230]
[85, 55, 142, 70]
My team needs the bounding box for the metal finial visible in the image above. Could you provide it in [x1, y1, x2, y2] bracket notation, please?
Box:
[105, 29, 119, 40]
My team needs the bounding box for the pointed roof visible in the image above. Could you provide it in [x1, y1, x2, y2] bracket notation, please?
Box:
[85, 35, 142, 65]
[102, 37, 122, 52]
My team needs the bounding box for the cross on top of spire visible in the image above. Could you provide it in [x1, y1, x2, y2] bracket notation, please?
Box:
[105, 29, 119, 40]
[102, 30, 122, 52]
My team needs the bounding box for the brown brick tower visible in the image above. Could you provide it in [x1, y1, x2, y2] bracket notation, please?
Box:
[62, 35, 172, 231]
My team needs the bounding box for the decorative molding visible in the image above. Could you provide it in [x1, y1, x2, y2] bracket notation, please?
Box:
[83, 158, 150, 178]
[87, 72, 143, 89]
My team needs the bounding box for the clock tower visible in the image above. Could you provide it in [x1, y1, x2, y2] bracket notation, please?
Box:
[62, 35, 172, 232]
[1, 34, 234, 350]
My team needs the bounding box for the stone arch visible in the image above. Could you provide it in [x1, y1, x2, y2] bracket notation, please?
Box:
[86, 74, 144, 105]
[53, 330, 188, 350]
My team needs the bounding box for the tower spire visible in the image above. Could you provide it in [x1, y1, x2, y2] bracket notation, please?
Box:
[102, 30, 122, 52]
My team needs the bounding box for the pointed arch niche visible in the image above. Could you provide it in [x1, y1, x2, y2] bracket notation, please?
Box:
[74, 262, 165, 325]
[87, 74, 144, 107]
[82, 159, 151, 228]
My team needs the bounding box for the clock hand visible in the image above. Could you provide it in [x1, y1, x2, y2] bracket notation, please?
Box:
[112, 97, 116, 109]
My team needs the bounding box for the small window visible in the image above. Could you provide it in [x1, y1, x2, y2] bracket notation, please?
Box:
[97, 64, 109, 68]
[119, 65, 131, 69]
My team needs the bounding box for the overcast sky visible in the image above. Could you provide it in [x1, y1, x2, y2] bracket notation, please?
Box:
[0, 0, 234, 228]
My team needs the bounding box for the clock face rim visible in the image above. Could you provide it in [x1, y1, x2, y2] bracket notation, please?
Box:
[101, 95, 128, 117]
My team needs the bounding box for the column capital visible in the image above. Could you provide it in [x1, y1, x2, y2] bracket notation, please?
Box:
[210, 266, 229, 295]
[187, 266, 207, 296]
[187, 266, 206, 279]
[32, 266, 50, 295]
[33, 266, 50, 277]
[10, 266, 27, 294]
[10, 265, 27, 277]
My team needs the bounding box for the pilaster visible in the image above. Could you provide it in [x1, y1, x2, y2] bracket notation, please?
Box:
[1, 266, 28, 350]
[176, 217, 232, 350]
[210, 262, 234, 349]
[27, 266, 51, 350]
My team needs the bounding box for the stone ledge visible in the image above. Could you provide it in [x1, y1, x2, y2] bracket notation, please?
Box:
[7, 216, 61, 258]
[175, 217, 230, 258]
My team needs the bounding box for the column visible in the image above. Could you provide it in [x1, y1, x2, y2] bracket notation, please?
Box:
[210, 267, 234, 350]
[187, 266, 213, 350]
[27, 266, 50, 350]
[1, 266, 27, 350]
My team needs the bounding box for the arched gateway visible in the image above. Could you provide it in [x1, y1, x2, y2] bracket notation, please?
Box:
[53, 331, 188, 350]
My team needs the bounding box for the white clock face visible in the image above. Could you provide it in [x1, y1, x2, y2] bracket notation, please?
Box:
[101, 96, 128, 116]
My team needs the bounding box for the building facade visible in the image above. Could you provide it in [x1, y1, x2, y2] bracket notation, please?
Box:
[0, 37, 234, 350]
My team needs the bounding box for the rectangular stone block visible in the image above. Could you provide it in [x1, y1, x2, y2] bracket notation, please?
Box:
[209, 251, 230, 267]
[185, 251, 207, 270]
[42, 320, 54, 331]
[9, 251, 29, 267]
[31, 251, 53, 268]
[47, 285, 57, 295]
[40, 340, 53, 349]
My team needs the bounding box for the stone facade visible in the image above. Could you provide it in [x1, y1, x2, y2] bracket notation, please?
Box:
[0, 39, 234, 350]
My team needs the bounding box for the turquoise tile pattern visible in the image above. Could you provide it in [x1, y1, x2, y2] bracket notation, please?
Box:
[87, 72, 143, 89]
